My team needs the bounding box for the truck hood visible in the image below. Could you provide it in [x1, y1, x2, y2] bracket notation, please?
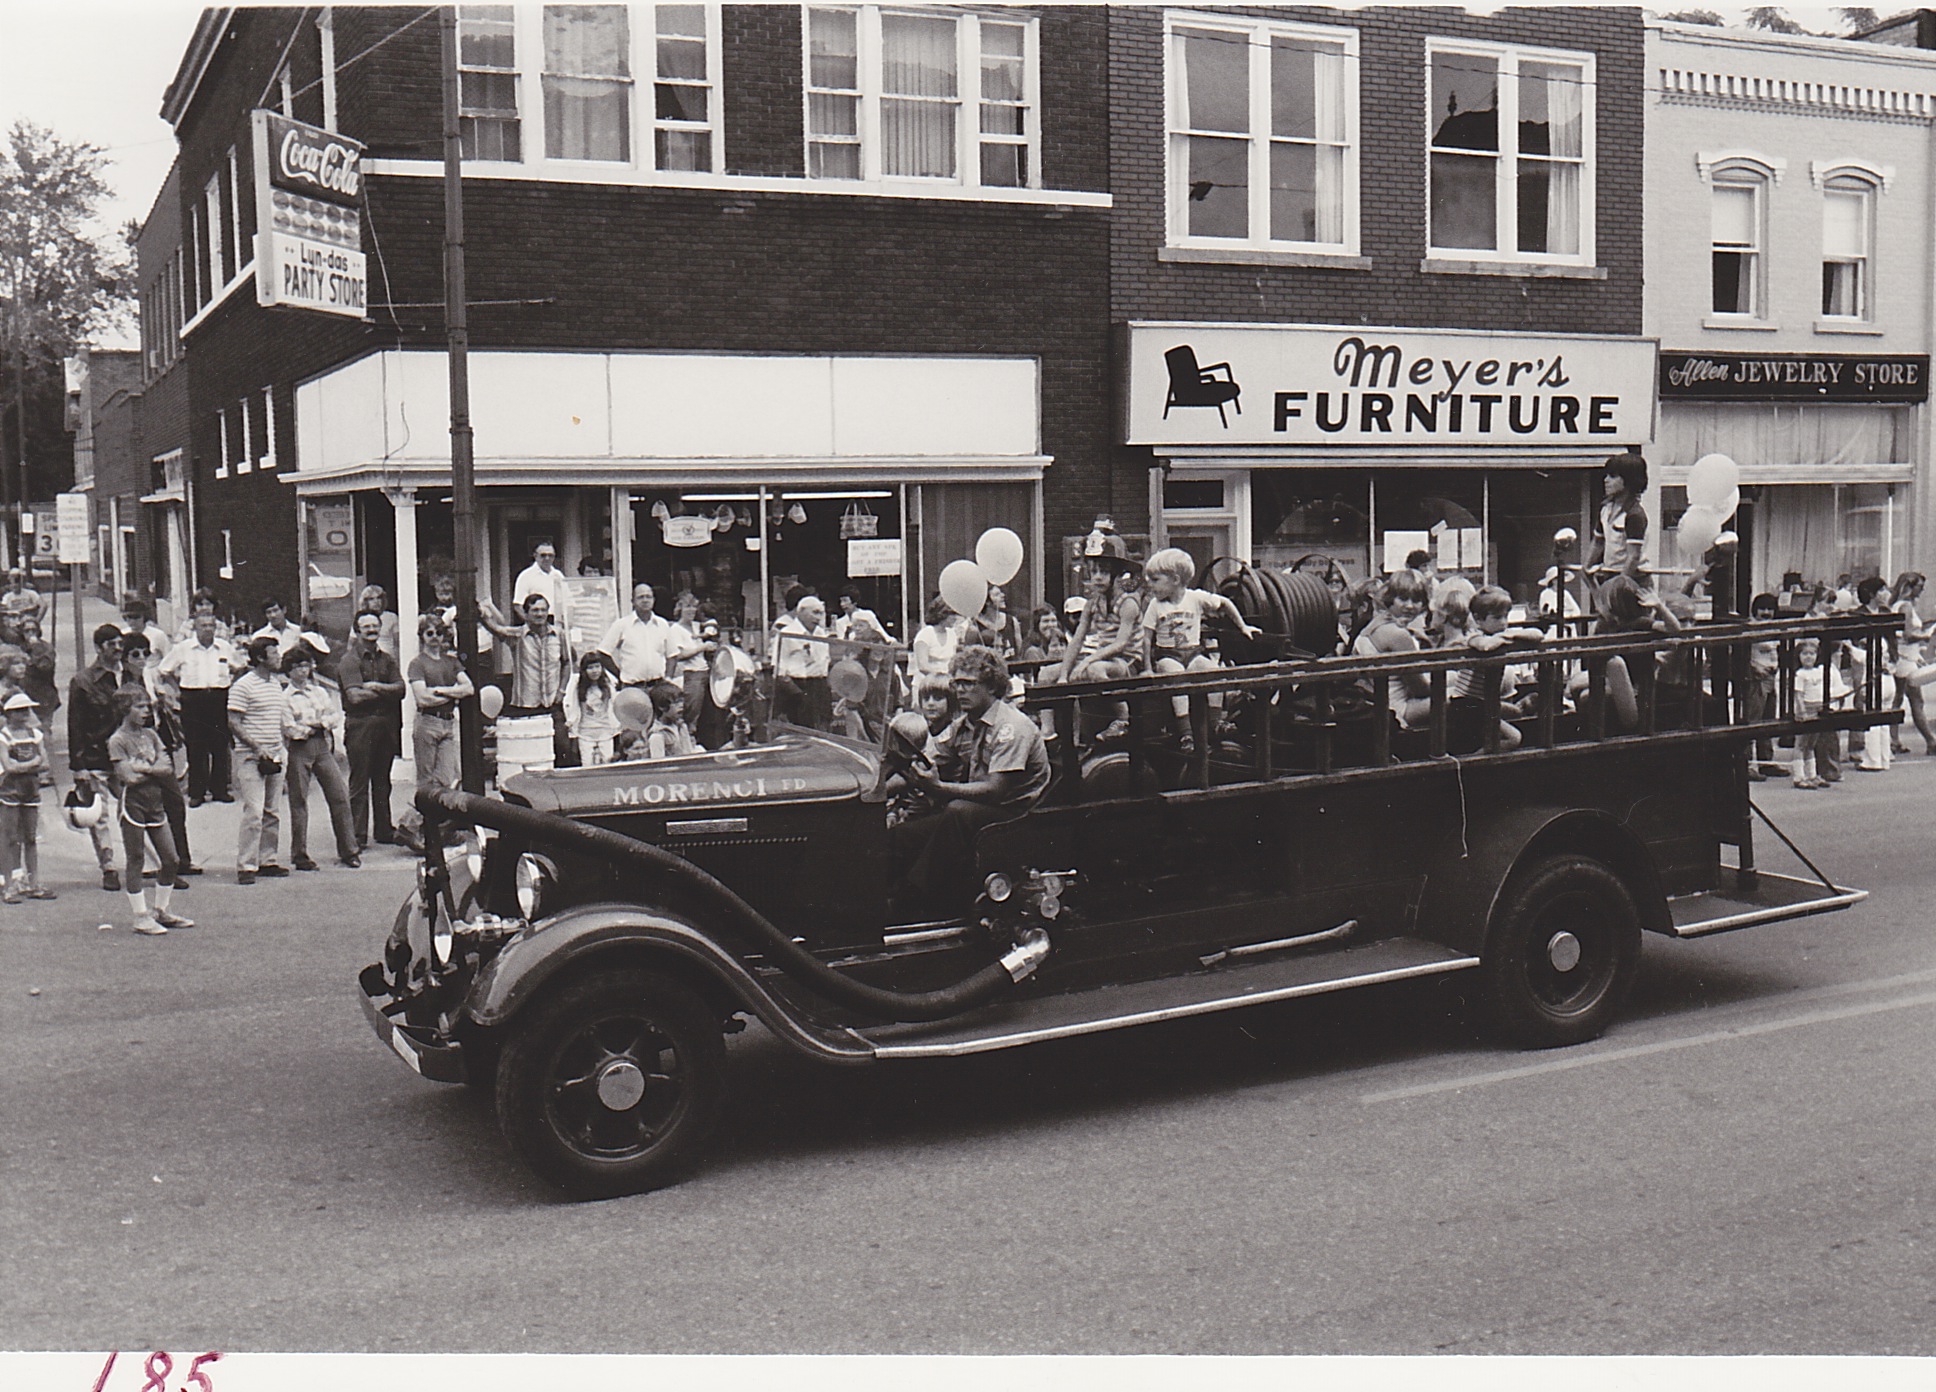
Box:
[502, 734, 878, 817]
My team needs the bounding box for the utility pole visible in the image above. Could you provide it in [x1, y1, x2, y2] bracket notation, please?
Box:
[441, 7, 485, 794]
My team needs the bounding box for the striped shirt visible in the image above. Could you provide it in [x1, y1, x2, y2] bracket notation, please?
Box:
[227, 669, 291, 762]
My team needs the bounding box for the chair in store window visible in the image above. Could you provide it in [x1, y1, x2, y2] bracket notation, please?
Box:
[1162, 345, 1243, 427]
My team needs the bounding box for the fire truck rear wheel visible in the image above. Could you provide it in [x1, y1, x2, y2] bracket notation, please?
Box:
[1480, 853, 1640, 1049]
[496, 968, 727, 1199]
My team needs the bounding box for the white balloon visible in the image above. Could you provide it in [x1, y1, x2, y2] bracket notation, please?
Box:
[938, 559, 990, 619]
[974, 527, 1025, 586]
[1717, 484, 1741, 521]
[1686, 454, 1740, 512]
[1678, 504, 1725, 560]
[478, 684, 505, 720]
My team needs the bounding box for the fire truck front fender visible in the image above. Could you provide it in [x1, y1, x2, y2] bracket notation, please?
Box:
[465, 904, 877, 1064]
[1412, 805, 1670, 958]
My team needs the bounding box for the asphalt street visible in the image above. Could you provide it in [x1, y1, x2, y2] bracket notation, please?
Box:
[2, 733, 1931, 1356]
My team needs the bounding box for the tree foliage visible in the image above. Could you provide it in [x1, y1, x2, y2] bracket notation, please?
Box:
[1745, 6, 1810, 33]
[0, 120, 132, 367]
[0, 120, 131, 519]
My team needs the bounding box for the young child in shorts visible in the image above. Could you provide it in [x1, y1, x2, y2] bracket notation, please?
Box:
[1792, 636, 1849, 788]
[1138, 548, 1258, 746]
[1, 691, 54, 902]
[109, 687, 193, 934]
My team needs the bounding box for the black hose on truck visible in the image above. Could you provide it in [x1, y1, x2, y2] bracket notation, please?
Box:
[417, 787, 1048, 1023]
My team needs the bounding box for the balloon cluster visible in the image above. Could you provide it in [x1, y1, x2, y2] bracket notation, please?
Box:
[1679, 454, 1741, 560]
[938, 528, 1025, 617]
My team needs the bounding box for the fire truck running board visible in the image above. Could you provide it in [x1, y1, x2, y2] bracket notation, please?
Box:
[859, 937, 1480, 1059]
[1666, 868, 1867, 939]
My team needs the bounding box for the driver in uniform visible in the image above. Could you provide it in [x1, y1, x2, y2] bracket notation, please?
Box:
[887, 645, 1049, 916]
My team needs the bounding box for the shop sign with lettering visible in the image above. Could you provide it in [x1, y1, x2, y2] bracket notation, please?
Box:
[1658, 352, 1928, 403]
[251, 109, 368, 320]
[1124, 323, 1656, 448]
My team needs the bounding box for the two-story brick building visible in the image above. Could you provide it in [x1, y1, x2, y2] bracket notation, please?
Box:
[156, 4, 1115, 664]
[1648, 19, 1936, 600]
[1113, 5, 1650, 605]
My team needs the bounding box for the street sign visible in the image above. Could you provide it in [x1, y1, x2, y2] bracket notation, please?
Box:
[56, 493, 90, 565]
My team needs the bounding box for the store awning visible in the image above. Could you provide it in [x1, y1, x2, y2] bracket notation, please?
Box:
[291, 348, 1048, 493]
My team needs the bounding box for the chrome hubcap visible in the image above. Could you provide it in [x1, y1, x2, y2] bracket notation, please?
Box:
[594, 1059, 647, 1111]
[1547, 930, 1583, 972]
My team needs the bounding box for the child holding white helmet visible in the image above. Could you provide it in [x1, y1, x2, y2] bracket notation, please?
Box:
[1, 691, 54, 902]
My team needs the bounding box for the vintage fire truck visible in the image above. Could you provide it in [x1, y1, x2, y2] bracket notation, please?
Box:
[358, 596, 1894, 1198]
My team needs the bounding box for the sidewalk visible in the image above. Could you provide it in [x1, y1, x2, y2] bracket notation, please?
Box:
[23, 592, 419, 908]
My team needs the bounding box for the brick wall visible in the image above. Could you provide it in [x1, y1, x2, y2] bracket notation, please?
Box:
[165, 5, 1119, 614]
[1107, 4, 1645, 331]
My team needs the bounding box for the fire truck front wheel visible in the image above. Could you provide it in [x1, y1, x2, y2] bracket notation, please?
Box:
[1480, 853, 1640, 1049]
[495, 968, 728, 1199]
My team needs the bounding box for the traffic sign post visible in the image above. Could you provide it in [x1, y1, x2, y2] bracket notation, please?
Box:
[57, 492, 90, 670]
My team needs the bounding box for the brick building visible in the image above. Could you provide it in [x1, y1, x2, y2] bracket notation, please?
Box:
[1111, 5, 1650, 605]
[1648, 20, 1936, 600]
[64, 348, 144, 601]
[154, 4, 1115, 666]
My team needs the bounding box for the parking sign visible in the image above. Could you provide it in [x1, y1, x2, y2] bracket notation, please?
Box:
[56, 492, 90, 564]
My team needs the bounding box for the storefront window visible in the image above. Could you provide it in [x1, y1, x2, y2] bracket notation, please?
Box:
[1249, 470, 1368, 583]
[633, 488, 907, 644]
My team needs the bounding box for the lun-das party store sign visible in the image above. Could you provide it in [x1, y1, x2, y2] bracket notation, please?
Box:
[1125, 323, 1656, 448]
[251, 110, 368, 319]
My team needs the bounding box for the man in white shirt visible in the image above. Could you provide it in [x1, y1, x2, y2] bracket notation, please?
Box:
[512, 542, 571, 633]
[600, 583, 700, 687]
[159, 613, 243, 805]
[772, 593, 832, 730]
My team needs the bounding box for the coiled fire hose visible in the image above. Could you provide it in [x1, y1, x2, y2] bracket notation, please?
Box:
[417, 787, 1048, 1023]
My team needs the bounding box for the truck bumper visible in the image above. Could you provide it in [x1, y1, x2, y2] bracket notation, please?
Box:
[358, 963, 468, 1084]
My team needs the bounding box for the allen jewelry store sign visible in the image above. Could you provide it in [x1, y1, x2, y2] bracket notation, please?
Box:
[1124, 323, 1657, 448]
[251, 109, 368, 319]
[1657, 351, 1929, 403]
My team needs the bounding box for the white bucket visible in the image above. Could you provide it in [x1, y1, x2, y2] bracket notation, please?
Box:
[496, 714, 556, 775]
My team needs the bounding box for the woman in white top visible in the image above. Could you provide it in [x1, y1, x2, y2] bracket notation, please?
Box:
[1890, 571, 1935, 755]
[910, 595, 965, 680]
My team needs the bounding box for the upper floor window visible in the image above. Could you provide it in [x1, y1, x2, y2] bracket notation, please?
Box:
[653, 4, 714, 170]
[1428, 41, 1593, 262]
[453, 5, 719, 173]
[1711, 173, 1765, 317]
[1166, 14, 1358, 252]
[459, 5, 523, 161]
[1821, 175, 1874, 321]
[806, 6, 1039, 188]
[544, 4, 632, 161]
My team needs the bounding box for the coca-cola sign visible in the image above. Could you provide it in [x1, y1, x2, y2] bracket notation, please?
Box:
[263, 111, 363, 205]
[252, 109, 368, 320]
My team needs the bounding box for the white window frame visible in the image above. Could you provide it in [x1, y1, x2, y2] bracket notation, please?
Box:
[802, 6, 1042, 192]
[457, 4, 722, 175]
[1425, 38, 1595, 267]
[1163, 11, 1360, 256]
[1696, 152, 1783, 326]
[236, 395, 253, 475]
[318, 10, 338, 132]
[261, 386, 278, 470]
[1709, 171, 1769, 322]
[227, 147, 245, 279]
[650, 2, 723, 173]
[215, 408, 231, 481]
[458, 5, 524, 162]
[541, 3, 637, 165]
[202, 173, 224, 297]
[1814, 162, 1888, 327]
